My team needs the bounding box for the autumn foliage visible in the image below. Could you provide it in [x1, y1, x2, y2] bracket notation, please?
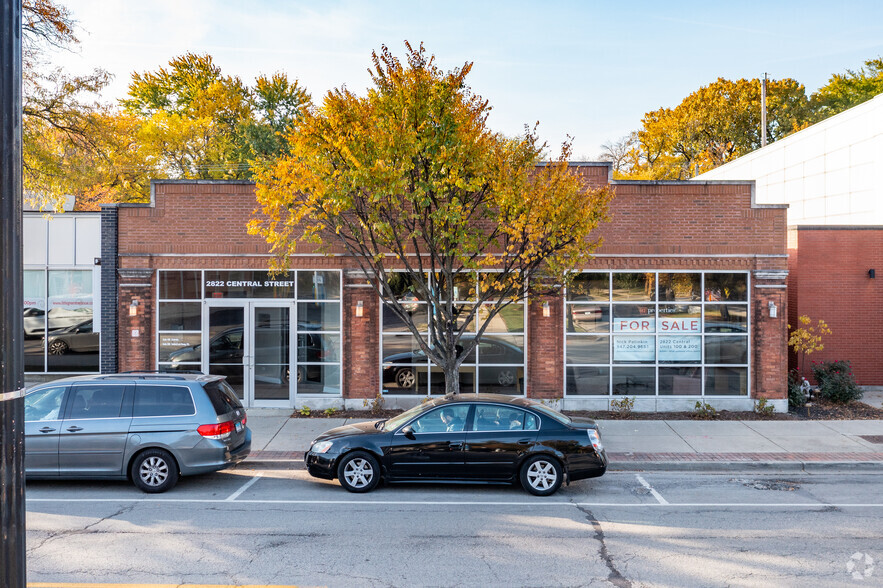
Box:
[250, 43, 613, 395]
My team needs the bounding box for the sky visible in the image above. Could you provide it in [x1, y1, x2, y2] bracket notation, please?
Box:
[51, 0, 883, 159]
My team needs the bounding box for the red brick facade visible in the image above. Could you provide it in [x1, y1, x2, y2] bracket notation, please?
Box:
[788, 227, 883, 385]
[111, 167, 789, 409]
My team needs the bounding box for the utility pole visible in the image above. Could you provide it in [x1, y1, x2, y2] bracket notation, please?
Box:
[761, 72, 768, 148]
[0, 0, 27, 585]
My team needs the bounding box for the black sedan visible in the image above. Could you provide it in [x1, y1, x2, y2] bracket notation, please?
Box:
[305, 394, 607, 496]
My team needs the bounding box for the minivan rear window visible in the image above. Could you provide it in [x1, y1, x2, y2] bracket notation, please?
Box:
[203, 380, 244, 415]
[134, 385, 195, 417]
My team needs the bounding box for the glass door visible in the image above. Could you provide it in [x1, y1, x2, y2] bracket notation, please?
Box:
[251, 304, 291, 406]
[204, 301, 292, 407]
[205, 304, 246, 399]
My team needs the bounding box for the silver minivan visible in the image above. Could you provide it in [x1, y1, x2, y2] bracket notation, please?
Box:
[24, 372, 251, 492]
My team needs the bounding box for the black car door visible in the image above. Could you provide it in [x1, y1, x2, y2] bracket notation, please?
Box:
[385, 404, 471, 480]
[463, 405, 539, 480]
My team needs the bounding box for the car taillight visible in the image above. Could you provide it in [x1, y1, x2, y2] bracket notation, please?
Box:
[588, 429, 604, 452]
[198, 421, 235, 439]
[241, 414, 247, 426]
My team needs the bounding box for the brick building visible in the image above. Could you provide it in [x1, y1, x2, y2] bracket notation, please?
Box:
[94, 163, 789, 411]
[697, 93, 883, 385]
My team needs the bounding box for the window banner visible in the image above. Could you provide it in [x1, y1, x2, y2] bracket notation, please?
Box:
[613, 335, 655, 361]
[658, 335, 702, 361]
[659, 317, 701, 333]
[612, 318, 656, 333]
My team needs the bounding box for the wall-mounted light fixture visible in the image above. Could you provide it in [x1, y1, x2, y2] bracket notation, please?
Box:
[93, 257, 101, 266]
[768, 300, 777, 318]
[129, 299, 139, 317]
[869, 269, 876, 279]
[542, 301, 551, 317]
[356, 300, 364, 318]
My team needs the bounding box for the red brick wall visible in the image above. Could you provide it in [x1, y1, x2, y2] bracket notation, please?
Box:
[114, 177, 789, 401]
[789, 228, 883, 385]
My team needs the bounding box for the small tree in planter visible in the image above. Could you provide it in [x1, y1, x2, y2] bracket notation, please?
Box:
[788, 315, 831, 377]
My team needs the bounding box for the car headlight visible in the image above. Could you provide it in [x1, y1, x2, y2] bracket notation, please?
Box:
[311, 440, 335, 454]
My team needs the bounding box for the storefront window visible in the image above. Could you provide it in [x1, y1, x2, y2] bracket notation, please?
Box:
[24, 270, 46, 372]
[565, 272, 749, 397]
[381, 272, 527, 396]
[46, 270, 97, 372]
[156, 270, 343, 398]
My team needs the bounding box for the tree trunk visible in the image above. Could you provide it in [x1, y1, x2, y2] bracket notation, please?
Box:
[443, 362, 460, 398]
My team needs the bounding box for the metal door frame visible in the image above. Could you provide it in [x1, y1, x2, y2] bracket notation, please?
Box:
[203, 299, 293, 408]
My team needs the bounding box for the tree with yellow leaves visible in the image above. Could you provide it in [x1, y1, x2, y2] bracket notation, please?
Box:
[251, 43, 613, 396]
[788, 315, 832, 377]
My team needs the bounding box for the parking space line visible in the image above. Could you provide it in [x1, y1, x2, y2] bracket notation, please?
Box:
[635, 474, 669, 505]
[225, 472, 263, 501]
[24, 497, 883, 507]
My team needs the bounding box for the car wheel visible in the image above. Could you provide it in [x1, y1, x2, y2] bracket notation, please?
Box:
[396, 368, 416, 389]
[296, 366, 305, 384]
[520, 455, 563, 496]
[497, 368, 515, 387]
[48, 340, 69, 355]
[131, 449, 179, 493]
[337, 451, 380, 493]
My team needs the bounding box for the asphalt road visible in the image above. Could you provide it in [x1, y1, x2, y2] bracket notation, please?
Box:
[25, 469, 883, 587]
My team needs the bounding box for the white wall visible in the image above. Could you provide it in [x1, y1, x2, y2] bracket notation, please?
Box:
[696, 94, 883, 225]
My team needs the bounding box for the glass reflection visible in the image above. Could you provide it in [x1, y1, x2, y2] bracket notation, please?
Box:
[566, 335, 610, 364]
[566, 367, 610, 395]
[704, 305, 748, 332]
[612, 366, 655, 395]
[568, 273, 609, 301]
[659, 367, 701, 395]
[566, 303, 609, 333]
[704, 274, 748, 301]
[612, 273, 656, 301]
[705, 367, 747, 395]
[658, 273, 701, 301]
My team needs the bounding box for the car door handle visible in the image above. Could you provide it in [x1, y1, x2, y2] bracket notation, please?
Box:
[39, 427, 56, 433]
[66, 426, 84, 432]
[449, 442, 464, 450]
[517, 439, 531, 445]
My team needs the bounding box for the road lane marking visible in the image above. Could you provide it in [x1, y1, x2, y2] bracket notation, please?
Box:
[225, 472, 263, 501]
[635, 474, 669, 505]
[28, 584, 299, 588]
[24, 498, 883, 507]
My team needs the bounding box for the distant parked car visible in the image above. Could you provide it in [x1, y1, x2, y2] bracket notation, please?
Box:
[382, 335, 523, 389]
[45, 319, 99, 355]
[305, 394, 607, 496]
[24, 372, 250, 492]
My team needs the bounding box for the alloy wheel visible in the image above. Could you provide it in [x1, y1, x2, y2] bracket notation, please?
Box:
[526, 460, 557, 491]
[343, 458, 374, 489]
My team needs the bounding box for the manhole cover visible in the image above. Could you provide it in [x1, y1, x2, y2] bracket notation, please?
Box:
[859, 435, 883, 444]
[729, 478, 799, 491]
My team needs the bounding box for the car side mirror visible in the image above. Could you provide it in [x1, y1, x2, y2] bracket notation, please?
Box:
[401, 425, 415, 440]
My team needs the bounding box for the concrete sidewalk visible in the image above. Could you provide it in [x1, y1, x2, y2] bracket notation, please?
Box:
[243, 408, 883, 472]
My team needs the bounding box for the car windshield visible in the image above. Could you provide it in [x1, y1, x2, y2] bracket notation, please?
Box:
[527, 401, 572, 425]
[382, 401, 437, 432]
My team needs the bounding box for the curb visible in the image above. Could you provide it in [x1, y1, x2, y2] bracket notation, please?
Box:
[608, 461, 883, 473]
[237, 457, 883, 473]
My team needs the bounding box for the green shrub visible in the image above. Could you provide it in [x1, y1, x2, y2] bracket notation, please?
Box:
[811, 360, 862, 404]
[298, 405, 312, 417]
[323, 407, 339, 417]
[610, 396, 635, 417]
[754, 398, 775, 416]
[692, 401, 718, 419]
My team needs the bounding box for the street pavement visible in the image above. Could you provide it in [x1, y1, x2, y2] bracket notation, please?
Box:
[244, 404, 883, 473]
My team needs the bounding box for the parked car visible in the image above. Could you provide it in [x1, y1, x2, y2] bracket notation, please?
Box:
[382, 335, 524, 389]
[23, 372, 251, 492]
[45, 319, 99, 355]
[305, 394, 607, 496]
